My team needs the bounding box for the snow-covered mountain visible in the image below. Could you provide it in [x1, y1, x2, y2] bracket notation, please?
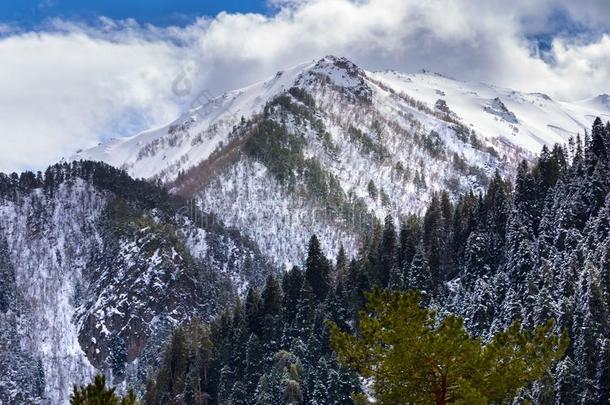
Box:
[2, 56, 610, 403]
[76, 56, 610, 181]
[371, 70, 610, 153]
[0, 162, 273, 403]
[74, 56, 610, 268]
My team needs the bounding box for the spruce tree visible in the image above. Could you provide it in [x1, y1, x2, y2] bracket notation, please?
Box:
[282, 266, 304, 324]
[377, 215, 397, 287]
[245, 287, 263, 336]
[334, 245, 348, 287]
[305, 235, 330, 301]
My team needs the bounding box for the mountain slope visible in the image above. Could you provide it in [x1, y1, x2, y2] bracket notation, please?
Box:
[370, 70, 610, 153]
[75, 56, 610, 183]
[0, 162, 273, 403]
[74, 57, 610, 269]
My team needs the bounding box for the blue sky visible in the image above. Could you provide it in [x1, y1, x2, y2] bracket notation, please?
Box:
[1, 0, 610, 173]
[0, 0, 270, 28]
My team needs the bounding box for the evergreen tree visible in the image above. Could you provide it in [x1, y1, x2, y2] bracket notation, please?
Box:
[282, 266, 304, 323]
[0, 230, 15, 312]
[377, 215, 397, 287]
[245, 287, 263, 336]
[334, 245, 348, 287]
[217, 366, 234, 405]
[328, 289, 568, 405]
[310, 357, 329, 405]
[70, 375, 136, 405]
[229, 381, 247, 405]
[594, 338, 610, 403]
[292, 280, 316, 337]
[243, 333, 263, 394]
[397, 216, 419, 274]
[555, 357, 578, 405]
[305, 235, 330, 301]
[407, 243, 432, 299]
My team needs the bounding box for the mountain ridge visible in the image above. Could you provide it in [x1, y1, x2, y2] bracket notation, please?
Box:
[74, 55, 610, 183]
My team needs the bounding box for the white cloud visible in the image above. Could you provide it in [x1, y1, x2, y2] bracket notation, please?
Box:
[2, 0, 610, 172]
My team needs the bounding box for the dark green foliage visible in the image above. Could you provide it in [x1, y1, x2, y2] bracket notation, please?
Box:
[0, 160, 174, 210]
[305, 235, 331, 301]
[246, 96, 381, 232]
[377, 215, 396, 287]
[145, 234, 360, 404]
[421, 130, 445, 158]
[144, 322, 213, 405]
[348, 125, 388, 159]
[0, 230, 15, 313]
[282, 266, 304, 323]
[245, 119, 306, 186]
[288, 87, 316, 108]
[329, 289, 567, 405]
[71, 375, 136, 405]
[141, 119, 610, 404]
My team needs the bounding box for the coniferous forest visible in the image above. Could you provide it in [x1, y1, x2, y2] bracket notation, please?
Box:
[72, 117, 610, 404]
[6, 1, 610, 400]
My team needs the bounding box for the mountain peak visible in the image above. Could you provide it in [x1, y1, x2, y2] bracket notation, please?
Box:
[593, 93, 610, 105]
[299, 55, 369, 95]
[309, 55, 364, 78]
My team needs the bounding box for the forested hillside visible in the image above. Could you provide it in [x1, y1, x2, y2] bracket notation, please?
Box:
[0, 161, 273, 403]
[142, 118, 610, 404]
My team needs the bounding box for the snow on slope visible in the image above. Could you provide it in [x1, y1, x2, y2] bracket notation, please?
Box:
[74, 61, 316, 182]
[73, 56, 610, 268]
[75, 56, 610, 185]
[370, 70, 610, 152]
[0, 180, 103, 403]
[0, 163, 275, 403]
[179, 56, 515, 267]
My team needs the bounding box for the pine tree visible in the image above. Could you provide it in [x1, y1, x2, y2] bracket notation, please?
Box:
[334, 245, 348, 287]
[462, 230, 491, 287]
[328, 289, 568, 405]
[573, 264, 609, 399]
[0, 230, 15, 312]
[595, 338, 610, 403]
[513, 160, 538, 234]
[589, 117, 607, 171]
[407, 243, 432, 299]
[397, 216, 419, 272]
[70, 375, 136, 405]
[377, 215, 397, 287]
[153, 328, 188, 402]
[217, 366, 234, 405]
[305, 235, 330, 301]
[243, 333, 263, 394]
[261, 274, 283, 343]
[229, 381, 247, 405]
[310, 357, 329, 404]
[293, 280, 316, 337]
[245, 287, 263, 336]
[282, 266, 304, 324]
[555, 356, 578, 404]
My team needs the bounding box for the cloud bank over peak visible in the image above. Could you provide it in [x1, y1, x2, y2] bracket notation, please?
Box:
[2, 0, 610, 172]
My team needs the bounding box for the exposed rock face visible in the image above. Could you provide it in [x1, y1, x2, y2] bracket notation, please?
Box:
[484, 97, 519, 124]
[0, 162, 273, 403]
